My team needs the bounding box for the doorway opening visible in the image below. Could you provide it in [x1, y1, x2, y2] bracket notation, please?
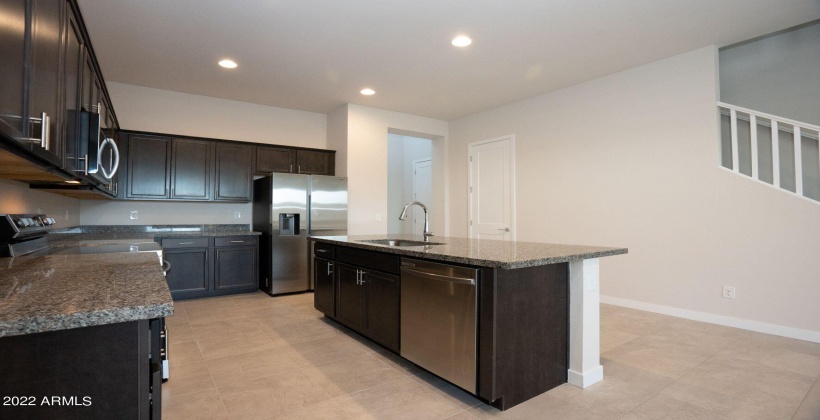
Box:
[387, 134, 432, 235]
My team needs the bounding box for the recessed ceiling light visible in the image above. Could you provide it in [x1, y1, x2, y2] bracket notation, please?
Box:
[360, 88, 376, 96]
[451, 35, 472, 47]
[218, 59, 238, 69]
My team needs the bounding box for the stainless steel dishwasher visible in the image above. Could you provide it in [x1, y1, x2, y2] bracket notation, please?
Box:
[400, 258, 479, 393]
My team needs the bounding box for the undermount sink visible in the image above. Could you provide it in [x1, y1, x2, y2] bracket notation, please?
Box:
[359, 239, 445, 247]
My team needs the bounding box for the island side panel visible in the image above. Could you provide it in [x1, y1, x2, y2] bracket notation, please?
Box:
[0, 320, 145, 419]
[478, 267, 497, 403]
[568, 258, 603, 387]
[489, 263, 569, 410]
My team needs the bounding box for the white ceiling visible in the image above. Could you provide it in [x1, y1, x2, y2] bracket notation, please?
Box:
[76, 0, 820, 121]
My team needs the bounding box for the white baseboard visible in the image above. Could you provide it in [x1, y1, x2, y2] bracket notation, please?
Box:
[600, 295, 820, 344]
[567, 365, 603, 388]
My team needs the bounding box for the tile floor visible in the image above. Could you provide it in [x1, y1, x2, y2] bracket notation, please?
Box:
[163, 292, 820, 419]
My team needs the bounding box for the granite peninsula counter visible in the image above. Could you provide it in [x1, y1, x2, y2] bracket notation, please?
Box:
[311, 234, 627, 411]
[0, 252, 173, 337]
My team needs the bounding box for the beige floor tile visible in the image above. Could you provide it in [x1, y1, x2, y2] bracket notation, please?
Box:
[411, 371, 484, 411]
[197, 330, 280, 360]
[444, 411, 481, 420]
[162, 388, 229, 420]
[282, 334, 372, 367]
[470, 394, 578, 419]
[181, 295, 237, 311]
[621, 393, 729, 420]
[260, 317, 342, 346]
[217, 370, 331, 420]
[190, 317, 265, 341]
[206, 347, 300, 387]
[544, 377, 654, 417]
[301, 352, 407, 397]
[165, 305, 189, 326]
[599, 357, 677, 392]
[792, 376, 820, 420]
[169, 339, 204, 365]
[601, 334, 714, 377]
[248, 309, 319, 329]
[186, 304, 248, 326]
[167, 321, 195, 344]
[271, 398, 359, 420]
[162, 361, 215, 400]
[332, 377, 463, 420]
[600, 328, 640, 353]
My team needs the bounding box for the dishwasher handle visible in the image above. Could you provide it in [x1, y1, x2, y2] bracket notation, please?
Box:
[401, 266, 476, 285]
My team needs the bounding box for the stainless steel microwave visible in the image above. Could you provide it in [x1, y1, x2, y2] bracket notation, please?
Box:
[79, 104, 119, 181]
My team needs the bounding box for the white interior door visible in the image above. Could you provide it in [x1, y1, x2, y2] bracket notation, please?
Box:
[469, 136, 514, 240]
[412, 159, 432, 236]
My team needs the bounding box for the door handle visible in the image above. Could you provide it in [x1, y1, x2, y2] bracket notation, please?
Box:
[498, 227, 510, 232]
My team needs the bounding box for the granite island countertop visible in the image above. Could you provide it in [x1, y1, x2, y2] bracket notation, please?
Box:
[311, 234, 627, 269]
[0, 252, 173, 337]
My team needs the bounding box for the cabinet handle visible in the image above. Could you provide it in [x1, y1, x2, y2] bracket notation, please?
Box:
[355, 269, 360, 285]
[316, 249, 328, 253]
[40, 112, 48, 149]
[290, 164, 293, 173]
[178, 241, 194, 245]
[76, 154, 89, 175]
[114, 182, 118, 196]
[298, 165, 301, 174]
[230, 240, 244, 243]
[327, 262, 333, 275]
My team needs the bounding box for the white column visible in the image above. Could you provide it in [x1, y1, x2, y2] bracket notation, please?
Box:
[568, 258, 603, 388]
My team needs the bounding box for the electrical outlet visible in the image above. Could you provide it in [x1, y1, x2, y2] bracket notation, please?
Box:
[130, 211, 138, 220]
[722, 285, 736, 299]
[234, 211, 241, 219]
[375, 213, 382, 222]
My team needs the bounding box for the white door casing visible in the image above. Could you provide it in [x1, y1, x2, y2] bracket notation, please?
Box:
[468, 135, 515, 240]
[412, 159, 432, 236]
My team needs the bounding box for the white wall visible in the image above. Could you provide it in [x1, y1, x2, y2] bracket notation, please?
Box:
[449, 46, 820, 337]
[719, 22, 820, 126]
[333, 104, 448, 235]
[79, 83, 329, 225]
[387, 134, 432, 234]
[0, 179, 82, 227]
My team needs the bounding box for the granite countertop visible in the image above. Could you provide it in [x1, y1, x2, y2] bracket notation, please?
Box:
[48, 224, 260, 244]
[311, 234, 627, 269]
[0, 252, 173, 337]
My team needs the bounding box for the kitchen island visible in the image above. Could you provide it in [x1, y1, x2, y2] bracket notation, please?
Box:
[310, 234, 627, 410]
[0, 251, 172, 419]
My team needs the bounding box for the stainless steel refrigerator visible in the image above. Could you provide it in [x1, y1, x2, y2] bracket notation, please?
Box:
[252, 174, 347, 295]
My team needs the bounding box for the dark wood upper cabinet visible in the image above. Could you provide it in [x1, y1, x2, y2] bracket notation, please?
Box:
[126, 135, 171, 199]
[0, 0, 27, 140]
[171, 138, 211, 200]
[215, 142, 253, 201]
[26, 0, 65, 166]
[62, 11, 84, 174]
[256, 146, 295, 173]
[296, 150, 335, 175]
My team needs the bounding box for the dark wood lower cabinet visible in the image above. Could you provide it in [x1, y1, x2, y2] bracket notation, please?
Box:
[161, 236, 258, 300]
[335, 263, 366, 330]
[214, 247, 257, 290]
[313, 257, 335, 316]
[0, 319, 161, 419]
[164, 247, 209, 296]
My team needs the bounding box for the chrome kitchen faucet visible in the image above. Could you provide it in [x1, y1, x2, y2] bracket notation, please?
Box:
[399, 201, 433, 242]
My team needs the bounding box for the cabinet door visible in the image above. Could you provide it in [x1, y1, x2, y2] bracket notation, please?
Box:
[256, 146, 295, 173]
[296, 150, 334, 175]
[364, 270, 399, 351]
[171, 138, 211, 200]
[215, 142, 253, 201]
[26, 0, 65, 166]
[164, 248, 210, 294]
[336, 263, 365, 330]
[62, 12, 84, 173]
[126, 135, 171, 199]
[314, 257, 335, 316]
[214, 247, 257, 290]
[0, 0, 27, 139]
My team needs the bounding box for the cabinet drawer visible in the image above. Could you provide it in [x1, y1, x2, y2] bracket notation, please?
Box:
[336, 246, 400, 275]
[214, 236, 259, 247]
[160, 237, 209, 248]
[313, 242, 334, 258]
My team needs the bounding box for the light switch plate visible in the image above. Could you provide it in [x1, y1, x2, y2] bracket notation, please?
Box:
[130, 211, 138, 220]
